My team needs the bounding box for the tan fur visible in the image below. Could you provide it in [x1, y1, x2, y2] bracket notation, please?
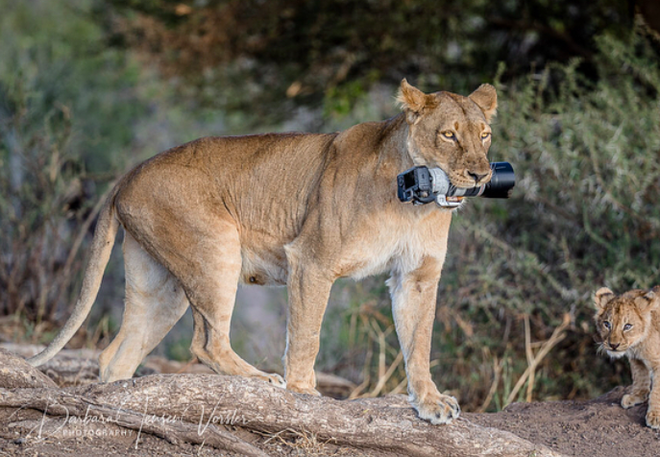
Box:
[593, 286, 660, 429]
[28, 80, 497, 425]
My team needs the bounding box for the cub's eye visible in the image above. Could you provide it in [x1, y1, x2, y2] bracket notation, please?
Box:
[441, 131, 456, 141]
[623, 323, 633, 331]
[481, 132, 491, 139]
[603, 321, 611, 330]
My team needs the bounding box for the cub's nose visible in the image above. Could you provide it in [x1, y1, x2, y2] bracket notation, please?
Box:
[609, 343, 620, 350]
[467, 171, 489, 184]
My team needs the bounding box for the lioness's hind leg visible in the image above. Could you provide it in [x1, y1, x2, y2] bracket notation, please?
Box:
[185, 221, 285, 387]
[189, 308, 284, 386]
[99, 233, 189, 382]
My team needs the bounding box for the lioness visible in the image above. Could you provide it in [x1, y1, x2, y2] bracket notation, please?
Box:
[594, 286, 660, 429]
[29, 79, 497, 424]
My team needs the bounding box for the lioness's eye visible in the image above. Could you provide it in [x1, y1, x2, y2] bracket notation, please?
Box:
[623, 323, 633, 331]
[481, 132, 491, 139]
[603, 321, 611, 330]
[441, 131, 456, 140]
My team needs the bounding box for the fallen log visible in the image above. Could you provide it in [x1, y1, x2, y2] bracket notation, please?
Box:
[0, 349, 57, 389]
[0, 343, 357, 397]
[0, 349, 563, 456]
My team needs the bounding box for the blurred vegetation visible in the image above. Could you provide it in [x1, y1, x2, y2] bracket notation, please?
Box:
[2, 0, 660, 413]
[470, 28, 660, 406]
[101, 0, 633, 124]
[0, 0, 228, 334]
[0, 0, 147, 328]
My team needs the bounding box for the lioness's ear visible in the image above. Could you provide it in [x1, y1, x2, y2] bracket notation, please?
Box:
[593, 287, 614, 310]
[637, 287, 660, 312]
[468, 84, 498, 123]
[397, 79, 438, 124]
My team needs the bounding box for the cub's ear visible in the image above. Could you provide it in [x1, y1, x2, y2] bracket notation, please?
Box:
[397, 79, 438, 124]
[468, 84, 498, 123]
[593, 287, 614, 310]
[636, 287, 660, 312]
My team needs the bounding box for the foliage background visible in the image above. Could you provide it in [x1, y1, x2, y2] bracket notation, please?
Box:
[1, 0, 659, 412]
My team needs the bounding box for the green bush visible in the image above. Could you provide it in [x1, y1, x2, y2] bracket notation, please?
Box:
[448, 27, 660, 408]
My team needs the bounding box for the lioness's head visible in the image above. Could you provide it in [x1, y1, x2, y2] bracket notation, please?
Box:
[397, 79, 497, 188]
[593, 286, 660, 358]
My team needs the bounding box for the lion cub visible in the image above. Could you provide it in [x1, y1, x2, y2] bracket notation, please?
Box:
[593, 286, 660, 429]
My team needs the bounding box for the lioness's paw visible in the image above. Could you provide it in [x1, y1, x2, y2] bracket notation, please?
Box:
[621, 393, 647, 409]
[414, 394, 461, 425]
[261, 373, 286, 388]
[287, 383, 322, 396]
[646, 409, 660, 429]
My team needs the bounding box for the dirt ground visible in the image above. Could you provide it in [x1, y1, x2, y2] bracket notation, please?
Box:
[468, 387, 660, 457]
[1, 344, 660, 456]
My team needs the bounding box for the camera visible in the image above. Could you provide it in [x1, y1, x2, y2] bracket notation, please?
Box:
[397, 162, 515, 208]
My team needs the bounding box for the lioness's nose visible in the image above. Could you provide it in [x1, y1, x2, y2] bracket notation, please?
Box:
[468, 171, 489, 184]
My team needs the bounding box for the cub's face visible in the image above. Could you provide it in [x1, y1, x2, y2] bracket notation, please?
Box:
[397, 79, 497, 189]
[593, 287, 660, 358]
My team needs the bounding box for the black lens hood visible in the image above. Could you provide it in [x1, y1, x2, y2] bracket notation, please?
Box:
[482, 162, 515, 199]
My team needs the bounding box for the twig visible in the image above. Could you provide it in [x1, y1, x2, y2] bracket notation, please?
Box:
[524, 314, 535, 403]
[505, 313, 570, 407]
[368, 350, 403, 397]
[477, 356, 503, 413]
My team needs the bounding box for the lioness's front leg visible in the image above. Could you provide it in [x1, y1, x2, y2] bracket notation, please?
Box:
[388, 256, 460, 424]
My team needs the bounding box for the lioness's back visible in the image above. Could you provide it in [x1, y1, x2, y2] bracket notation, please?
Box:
[115, 133, 335, 235]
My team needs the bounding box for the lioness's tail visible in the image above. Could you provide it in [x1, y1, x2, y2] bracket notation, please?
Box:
[28, 189, 120, 367]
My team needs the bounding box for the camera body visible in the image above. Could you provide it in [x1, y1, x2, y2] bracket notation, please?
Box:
[397, 162, 515, 208]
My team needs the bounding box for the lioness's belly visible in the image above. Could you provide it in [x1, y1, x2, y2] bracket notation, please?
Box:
[240, 247, 288, 286]
[239, 244, 398, 287]
[237, 207, 452, 286]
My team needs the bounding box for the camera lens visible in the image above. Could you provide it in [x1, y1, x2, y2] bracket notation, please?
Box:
[445, 162, 515, 198]
[482, 162, 515, 198]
